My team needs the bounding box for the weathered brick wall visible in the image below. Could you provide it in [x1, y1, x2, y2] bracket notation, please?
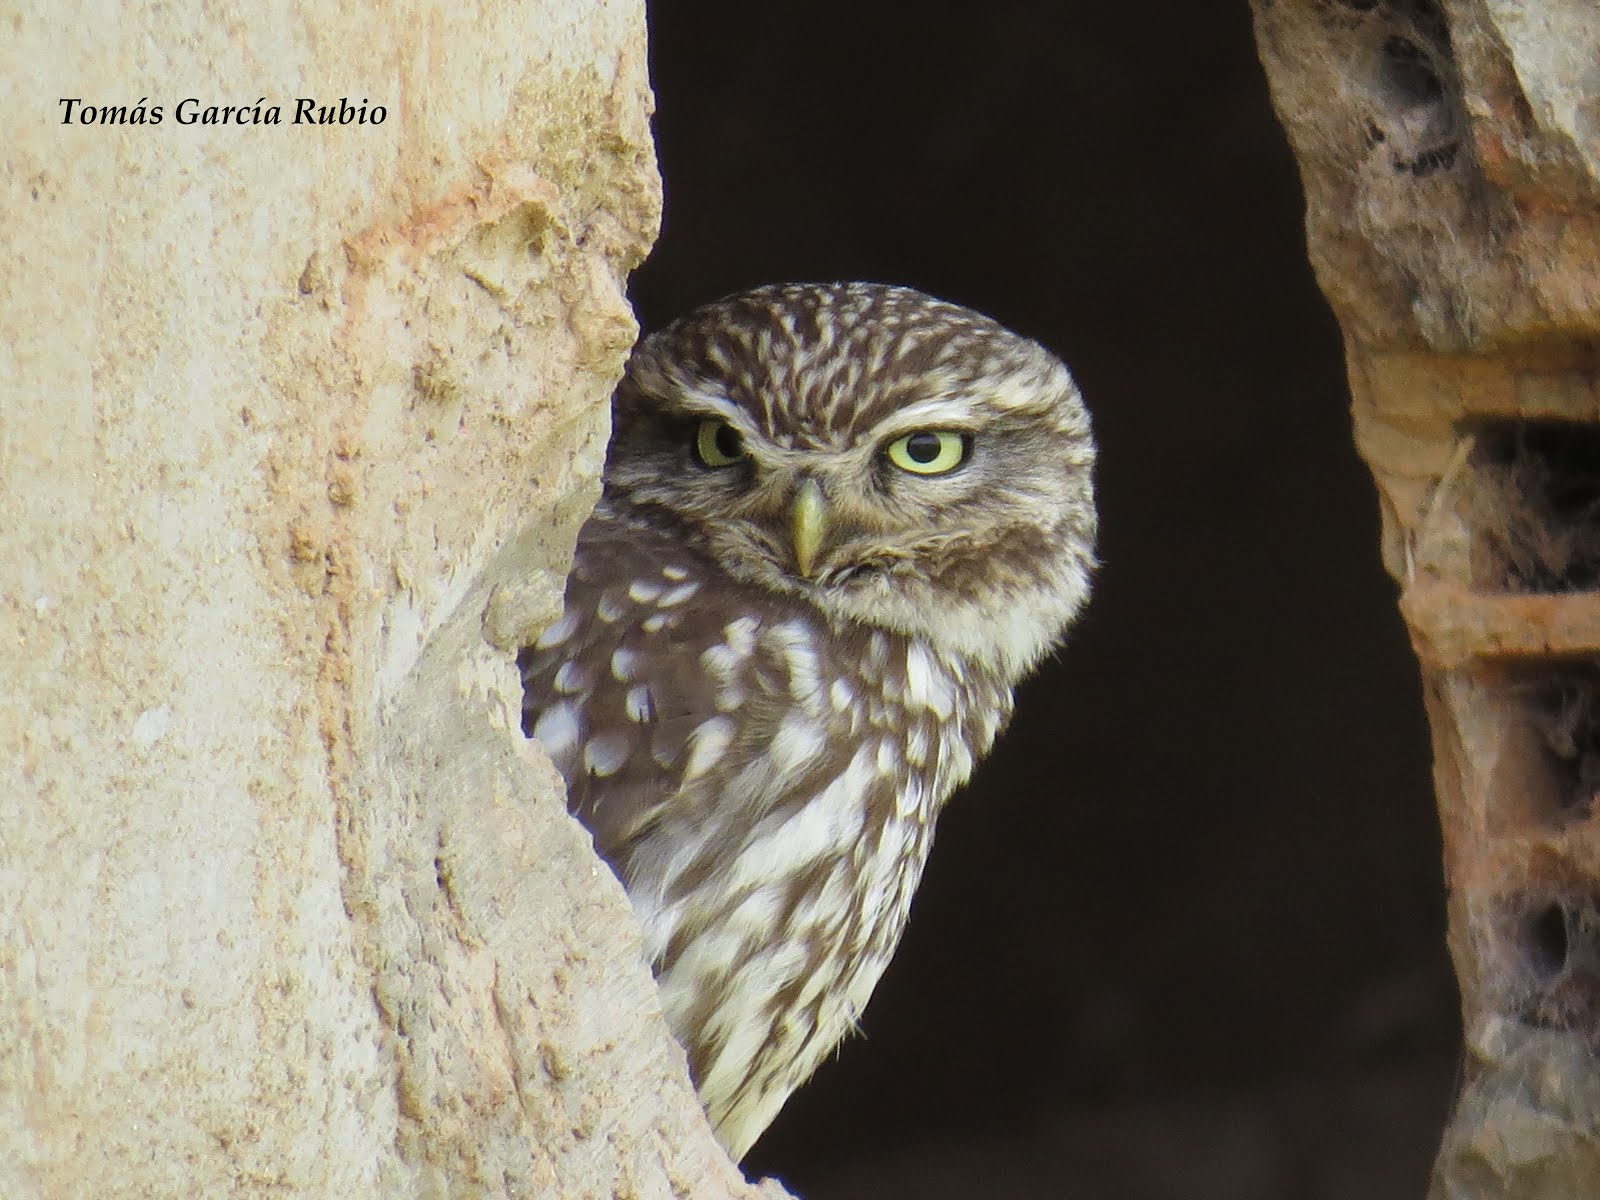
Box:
[1253, 2, 1600, 1194]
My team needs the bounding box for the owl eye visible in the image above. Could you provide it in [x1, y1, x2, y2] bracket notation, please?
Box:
[694, 418, 747, 467]
[884, 430, 969, 476]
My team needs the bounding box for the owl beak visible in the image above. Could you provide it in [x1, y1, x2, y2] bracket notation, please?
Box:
[790, 477, 827, 579]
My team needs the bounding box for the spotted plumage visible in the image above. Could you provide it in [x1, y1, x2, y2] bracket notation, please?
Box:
[519, 282, 1095, 1159]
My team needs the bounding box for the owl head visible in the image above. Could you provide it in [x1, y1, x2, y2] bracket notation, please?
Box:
[602, 282, 1096, 681]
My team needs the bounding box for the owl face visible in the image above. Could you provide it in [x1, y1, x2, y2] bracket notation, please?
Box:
[602, 283, 1096, 680]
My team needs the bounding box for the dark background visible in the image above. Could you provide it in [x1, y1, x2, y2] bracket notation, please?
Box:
[628, 4, 1462, 1197]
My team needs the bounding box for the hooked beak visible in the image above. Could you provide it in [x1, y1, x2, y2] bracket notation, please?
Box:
[790, 477, 827, 579]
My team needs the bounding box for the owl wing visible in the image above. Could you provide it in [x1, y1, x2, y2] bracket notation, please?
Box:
[518, 515, 826, 872]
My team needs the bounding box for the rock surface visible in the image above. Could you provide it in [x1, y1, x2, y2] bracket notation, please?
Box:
[1253, 1, 1600, 1194]
[1, 5, 785, 1198]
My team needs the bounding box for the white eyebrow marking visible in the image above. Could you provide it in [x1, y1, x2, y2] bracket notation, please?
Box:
[667, 382, 763, 435]
[870, 397, 978, 438]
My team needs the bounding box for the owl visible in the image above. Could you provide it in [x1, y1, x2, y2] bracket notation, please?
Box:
[519, 282, 1095, 1160]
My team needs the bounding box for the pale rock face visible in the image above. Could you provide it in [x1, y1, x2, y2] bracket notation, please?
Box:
[1253, 2, 1600, 1194]
[1, 4, 788, 1198]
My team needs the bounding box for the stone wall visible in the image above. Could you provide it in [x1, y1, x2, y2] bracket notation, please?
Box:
[0, 5, 782, 1197]
[1253, 2, 1600, 1194]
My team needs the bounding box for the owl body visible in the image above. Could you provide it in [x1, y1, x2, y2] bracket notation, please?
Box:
[521, 509, 1009, 1153]
[520, 283, 1094, 1159]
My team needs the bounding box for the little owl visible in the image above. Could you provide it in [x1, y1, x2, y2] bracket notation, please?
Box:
[519, 282, 1096, 1160]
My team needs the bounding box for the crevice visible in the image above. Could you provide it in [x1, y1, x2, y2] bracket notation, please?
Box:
[1465, 421, 1600, 594]
[1490, 892, 1600, 1038]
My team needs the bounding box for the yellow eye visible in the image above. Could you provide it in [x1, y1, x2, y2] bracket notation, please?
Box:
[694, 418, 747, 467]
[884, 430, 968, 475]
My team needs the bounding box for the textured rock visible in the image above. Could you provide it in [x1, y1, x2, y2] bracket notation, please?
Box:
[1253, 1, 1600, 1194]
[1, 5, 787, 1198]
